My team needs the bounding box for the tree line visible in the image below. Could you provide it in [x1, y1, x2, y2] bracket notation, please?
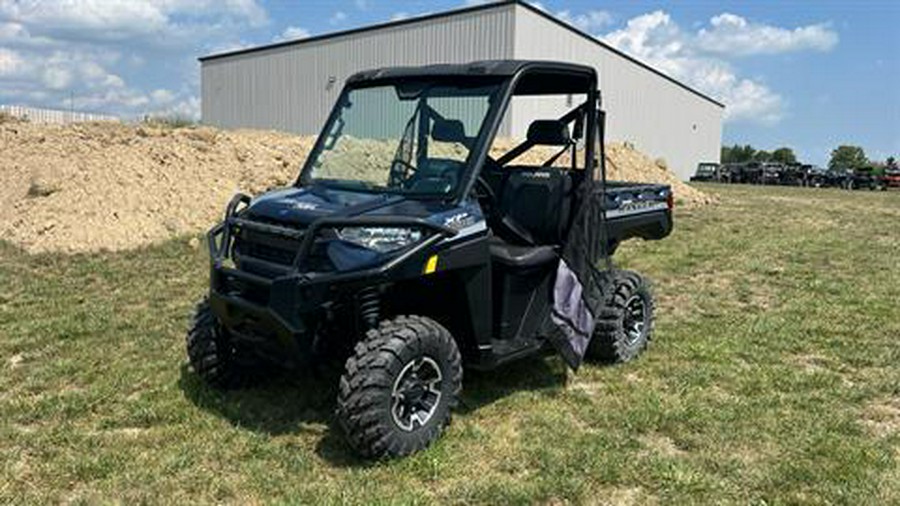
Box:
[721, 144, 898, 172]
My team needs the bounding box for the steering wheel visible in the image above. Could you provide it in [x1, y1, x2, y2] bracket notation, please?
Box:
[390, 159, 418, 187]
[392, 159, 417, 173]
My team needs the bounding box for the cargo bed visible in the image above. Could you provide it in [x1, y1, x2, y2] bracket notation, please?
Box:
[603, 181, 673, 252]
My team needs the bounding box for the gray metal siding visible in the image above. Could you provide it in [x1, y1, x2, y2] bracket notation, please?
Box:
[201, 6, 515, 134]
[510, 4, 722, 180]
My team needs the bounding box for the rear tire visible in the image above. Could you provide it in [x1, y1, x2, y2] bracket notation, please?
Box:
[336, 315, 462, 459]
[186, 298, 265, 389]
[586, 270, 655, 363]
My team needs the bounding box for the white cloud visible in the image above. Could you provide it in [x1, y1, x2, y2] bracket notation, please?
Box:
[602, 10, 808, 125]
[203, 0, 268, 26]
[0, 47, 24, 76]
[273, 26, 310, 42]
[41, 67, 72, 90]
[0, 0, 267, 117]
[173, 96, 200, 120]
[80, 61, 125, 89]
[0, 0, 268, 44]
[150, 89, 176, 104]
[556, 10, 613, 33]
[697, 13, 838, 56]
[77, 88, 150, 109]
[603, 11, 682, 63]
[691, 61, 784, 125]
[0, 21, 25, 39]
[390, 12, 410, 21]
[2, 46, 151, 110]
[329, 11, 347, 25]
[149, 95, 200, 120]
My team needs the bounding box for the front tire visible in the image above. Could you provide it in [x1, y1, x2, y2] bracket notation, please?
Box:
[186, 298, 263, 389]
[336, 315, 462, 459]
[586, 270, 655, 363]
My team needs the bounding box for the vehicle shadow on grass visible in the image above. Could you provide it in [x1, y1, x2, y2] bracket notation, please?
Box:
[179, 362, 378, 467]
[178, 363, 337, 434]
[178, 355, 567, 467]
[458, 354, 568, 414]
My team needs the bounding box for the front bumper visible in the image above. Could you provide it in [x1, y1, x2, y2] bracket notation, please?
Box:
[209, 268, 318, 343]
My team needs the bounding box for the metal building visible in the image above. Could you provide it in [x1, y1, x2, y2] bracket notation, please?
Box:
[200, 0, 723, 180]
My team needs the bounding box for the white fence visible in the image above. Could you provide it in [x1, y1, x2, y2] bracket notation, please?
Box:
[0, 105, 119, 124]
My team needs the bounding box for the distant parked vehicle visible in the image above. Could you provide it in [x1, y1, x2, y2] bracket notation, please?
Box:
[719, 163, 744, 184]
[760, 162, 785, 185]
[802, 165, 826, 187]
[847, 167, 886, 191]
[743, 162, 764, 185]
[808, 167, 849, 188]
[711, 160, 893, 192]
[690, 162, 721, 182]
[884, 168, 900, 190]
[782, 163, 808, 186]
[834, 168, 856, 189]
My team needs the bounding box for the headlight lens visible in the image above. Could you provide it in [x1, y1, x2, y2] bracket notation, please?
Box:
[337, 227, 423, 253]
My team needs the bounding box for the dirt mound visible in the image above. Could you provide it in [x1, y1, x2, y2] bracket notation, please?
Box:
[604, 143, 716, 206]
[1, 122, 312, 253]
[0, 122, 712, 253]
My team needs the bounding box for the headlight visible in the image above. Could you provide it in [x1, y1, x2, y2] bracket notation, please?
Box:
[337, 227, 423, 253]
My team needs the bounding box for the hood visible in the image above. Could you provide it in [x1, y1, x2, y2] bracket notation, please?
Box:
[242, 185, 454, 227]
[243, 186, 382, 227]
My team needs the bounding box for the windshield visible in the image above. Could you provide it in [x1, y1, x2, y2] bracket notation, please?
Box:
[303, 80, 502, 196]
[697, 163, 717, 175]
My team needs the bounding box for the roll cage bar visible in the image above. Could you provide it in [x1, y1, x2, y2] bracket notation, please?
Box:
[458, 63, 601, 202]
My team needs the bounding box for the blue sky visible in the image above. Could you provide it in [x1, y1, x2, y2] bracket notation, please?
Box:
[1, 1, 897, 165]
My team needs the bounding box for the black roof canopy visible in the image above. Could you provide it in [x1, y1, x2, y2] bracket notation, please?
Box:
[346, 60, 596, 94]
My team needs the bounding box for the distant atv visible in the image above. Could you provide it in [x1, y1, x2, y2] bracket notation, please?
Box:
[810, 168, 851, 188]
[690, 162, 721, 182]
[884, 168, 900, 190]
[782, 163, 807, 186]
[743, 162, 764, 185]
[845, 167, 885, 191]
[719, 163, 745, 184]
[760, 162, 784, 186]
[804, 166, 828, 187]
[187, 61, 673, 459]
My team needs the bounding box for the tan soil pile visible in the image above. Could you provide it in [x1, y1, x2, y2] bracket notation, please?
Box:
[1, 122, 312, 253]
[0, 122, 712, 254]
[603, 143, 716, 206]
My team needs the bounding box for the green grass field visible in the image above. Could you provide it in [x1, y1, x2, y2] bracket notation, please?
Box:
[1, 185, 898, 504]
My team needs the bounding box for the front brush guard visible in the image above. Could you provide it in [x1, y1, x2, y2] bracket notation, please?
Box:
[206, 192, 457, 353]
